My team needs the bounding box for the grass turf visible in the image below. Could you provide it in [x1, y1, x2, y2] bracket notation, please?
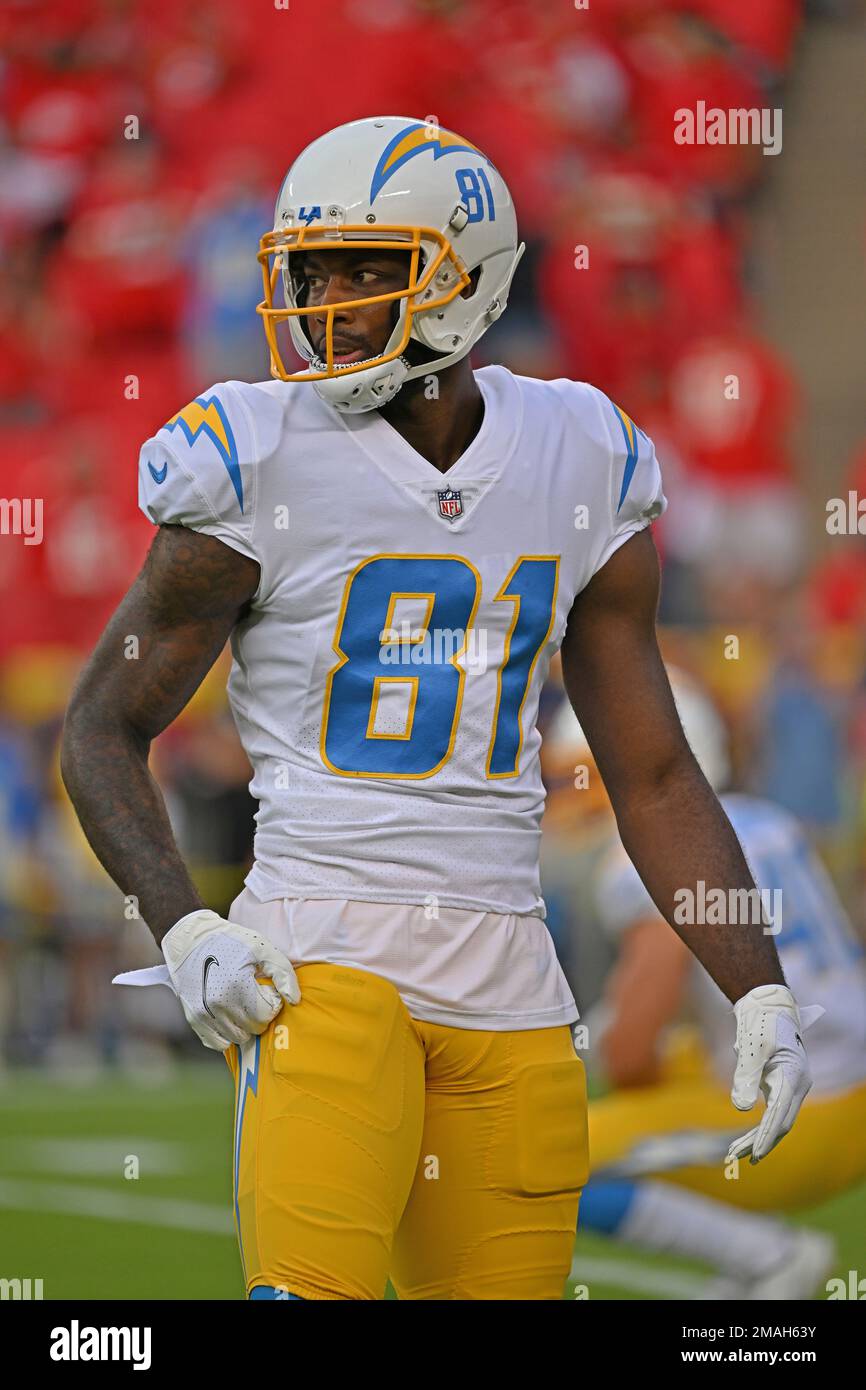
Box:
[1, 1065, 862, 1300]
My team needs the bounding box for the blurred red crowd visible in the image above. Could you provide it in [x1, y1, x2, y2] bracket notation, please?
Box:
[2, 0, 862, 661]
[6, 1, 866, 1062]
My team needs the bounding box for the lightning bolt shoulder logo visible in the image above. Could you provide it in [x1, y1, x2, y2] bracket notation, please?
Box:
[608, 400, 649, 515]
[369, 122, 488, 203]
[164, 394, 243, 512]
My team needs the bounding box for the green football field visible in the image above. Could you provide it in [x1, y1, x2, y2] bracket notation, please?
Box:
[1, 1065, 863, 1300]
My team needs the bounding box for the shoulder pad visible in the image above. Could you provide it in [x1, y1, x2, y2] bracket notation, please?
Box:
[139, 381, 278, 529]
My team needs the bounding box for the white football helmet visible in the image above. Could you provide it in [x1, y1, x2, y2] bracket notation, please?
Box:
[257, 116, 525, 412]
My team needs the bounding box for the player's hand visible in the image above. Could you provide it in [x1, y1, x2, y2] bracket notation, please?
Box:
[161, 909, 300, 1051]
[725, 983, 824, 1166]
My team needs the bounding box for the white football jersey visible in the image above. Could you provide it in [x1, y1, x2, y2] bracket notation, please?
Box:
[138, 366, 664, 1027]
[597, 794, 866, 1094]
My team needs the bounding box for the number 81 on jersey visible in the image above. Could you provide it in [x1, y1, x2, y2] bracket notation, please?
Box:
[321, 554, 559, 780]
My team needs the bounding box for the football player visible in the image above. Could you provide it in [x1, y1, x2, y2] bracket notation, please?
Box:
[544, 673, 866, 1297]
[62, 117, 815, 1300]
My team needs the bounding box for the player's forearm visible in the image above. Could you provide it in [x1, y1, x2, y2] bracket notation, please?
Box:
[60, 715, 204, 945]
[612, 765, 786, 1003]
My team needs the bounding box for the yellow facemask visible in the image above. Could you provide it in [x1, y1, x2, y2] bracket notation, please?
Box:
[256, 223, 471, 382]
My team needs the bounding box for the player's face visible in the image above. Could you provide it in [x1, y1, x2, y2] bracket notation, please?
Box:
[299, 249, 411, 362]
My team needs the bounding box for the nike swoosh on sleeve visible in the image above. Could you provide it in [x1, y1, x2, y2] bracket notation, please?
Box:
[148, 460, 169, 485]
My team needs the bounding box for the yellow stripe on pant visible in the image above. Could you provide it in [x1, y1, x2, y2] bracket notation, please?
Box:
[225, 963, 588, 1300]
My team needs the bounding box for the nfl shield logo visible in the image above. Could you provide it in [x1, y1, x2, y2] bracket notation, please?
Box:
[437, 488, 463, 521]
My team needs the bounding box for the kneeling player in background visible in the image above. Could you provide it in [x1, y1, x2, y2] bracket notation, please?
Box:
[543, 670, 866, 1298]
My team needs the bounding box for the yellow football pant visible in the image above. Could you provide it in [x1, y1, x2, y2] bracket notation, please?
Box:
[590, 1057, 866, 1211]
[225, 963, 588, 1300]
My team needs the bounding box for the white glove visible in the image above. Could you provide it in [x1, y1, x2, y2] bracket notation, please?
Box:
[159, 909, 300, 1051]
[725, 983, 824, 1166]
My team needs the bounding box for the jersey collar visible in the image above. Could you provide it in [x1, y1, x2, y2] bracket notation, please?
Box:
[333, 365, 523, 491]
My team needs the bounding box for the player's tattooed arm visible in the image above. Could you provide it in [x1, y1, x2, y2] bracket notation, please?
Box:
[560, 528, 786, 1003]
[61, 525, 260, 946]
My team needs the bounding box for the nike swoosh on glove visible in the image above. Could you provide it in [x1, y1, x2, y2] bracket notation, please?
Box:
[158, 908, 300, 1051]
[726, 983, 824, 1166]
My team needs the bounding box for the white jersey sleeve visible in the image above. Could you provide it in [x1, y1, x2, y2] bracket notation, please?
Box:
[137, 381, 283, 595]
[561, 383, 666, 586]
